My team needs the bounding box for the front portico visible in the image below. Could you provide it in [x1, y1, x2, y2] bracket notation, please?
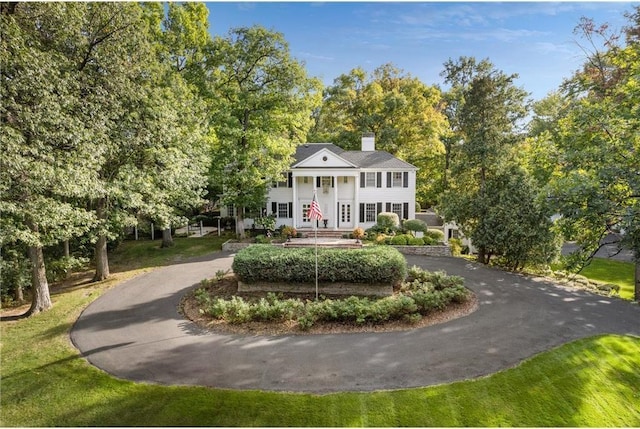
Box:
[291, 170, 360, 231]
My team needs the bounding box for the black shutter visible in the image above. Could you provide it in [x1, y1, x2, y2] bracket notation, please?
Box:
[331, 177, 335, 188]
[287, 172, 293, 188]
[359, 203, 365, 223]
[377, 202, 382, 216]
[386, 172, 392, 188]
[376, 172, 382, 188]
[316, 176, 321, 188]
[337, 202, 340, 227]
[360, 172, 365, 188]
[288, 202, 293, 218]
[271, 202, 277, 216]
[386, 202, 391, 212]
[403, 202, 409, 219]
[403, 172, 409, 188]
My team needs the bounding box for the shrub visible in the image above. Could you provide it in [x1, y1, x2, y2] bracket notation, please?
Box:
[425, 229, 444, 243]
[46, 256, 89, 283]
[407, 237, 424, 245]
[199, 266, 468, 330]
[449, 238, 462, 256]
[352, 227, 365, 240]
[403, 219, 427, 235]
[254, 234, 271, 244]
[281, 226, 297, 239]
[377, 212, 400, 229]
[232, 245, 407, 286]
[374, 234, 388, 245]
[390, 234, 409, 245]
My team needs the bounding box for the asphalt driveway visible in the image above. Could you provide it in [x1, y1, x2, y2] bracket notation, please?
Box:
[70, 252, 639, 393]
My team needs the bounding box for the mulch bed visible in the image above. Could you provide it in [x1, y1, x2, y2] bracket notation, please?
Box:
[180, 275, 479, 336]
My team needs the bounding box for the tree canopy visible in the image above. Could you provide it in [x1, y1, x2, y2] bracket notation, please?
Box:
[207, 26, 322, 238]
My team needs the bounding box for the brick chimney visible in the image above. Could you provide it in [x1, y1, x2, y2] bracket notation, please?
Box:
[361, 132, 375, 151]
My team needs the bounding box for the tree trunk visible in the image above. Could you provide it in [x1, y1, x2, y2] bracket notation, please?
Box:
[236, 207, 246, 239]
[93, 197, 109, 282]
[161, 227, 174, 248]
[27, 244, 52, 315]
[635, 261, 639, 303]
[93, 234, 109, 281]
[477, 246, 487, 264]
[15, 284, 24, 303]
[63, 239, 70, 257]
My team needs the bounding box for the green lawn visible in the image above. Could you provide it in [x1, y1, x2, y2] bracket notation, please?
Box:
[580, 258, 635, 300]
[1, 238, 639, 426]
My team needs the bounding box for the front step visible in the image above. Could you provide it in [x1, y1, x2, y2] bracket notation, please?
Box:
[297, 228, 349, 239]
[283, 237, 363, 249]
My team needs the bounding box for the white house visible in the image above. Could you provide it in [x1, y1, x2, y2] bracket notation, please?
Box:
[225, 134, 418, 232]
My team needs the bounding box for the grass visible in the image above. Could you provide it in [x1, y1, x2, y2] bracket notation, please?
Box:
[108, 234, 232, 271]
[1, 238, 639, 426]
[579, 258, 635, 300]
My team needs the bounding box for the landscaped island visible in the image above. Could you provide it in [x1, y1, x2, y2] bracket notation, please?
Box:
[184, 246, 475, 333]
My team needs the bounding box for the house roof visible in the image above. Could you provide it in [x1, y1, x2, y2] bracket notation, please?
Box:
[293, 143, 416, 170]
[293, 143, 345, 163]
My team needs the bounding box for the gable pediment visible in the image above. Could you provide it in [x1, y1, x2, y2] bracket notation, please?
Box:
[292, 148, 357, 169]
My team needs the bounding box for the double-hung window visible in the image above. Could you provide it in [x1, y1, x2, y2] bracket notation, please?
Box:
[392, 172, 403, 187]
[365, 203, 377, 222]
[391, 203, 403, 218]
[278, 203, 289, 219]
[365, 172, 376, 187]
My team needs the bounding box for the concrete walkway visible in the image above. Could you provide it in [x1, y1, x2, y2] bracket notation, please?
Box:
[70, 253, 639, 393]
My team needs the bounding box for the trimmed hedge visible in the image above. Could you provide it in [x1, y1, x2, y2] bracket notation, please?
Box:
[232, 245, 407, 285]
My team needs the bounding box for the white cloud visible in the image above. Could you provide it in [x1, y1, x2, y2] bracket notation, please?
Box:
[299, 51, 335, 62]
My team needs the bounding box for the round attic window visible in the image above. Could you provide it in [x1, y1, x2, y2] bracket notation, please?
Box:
[322, 155, 328, 161]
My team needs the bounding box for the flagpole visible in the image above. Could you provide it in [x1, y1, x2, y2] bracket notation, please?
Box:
[314, 192, 319, 300]
[315, 213, 318, 300]
[308, 189, 322, 301]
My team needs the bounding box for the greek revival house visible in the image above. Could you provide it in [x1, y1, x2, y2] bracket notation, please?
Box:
[225, 134, 418, 232]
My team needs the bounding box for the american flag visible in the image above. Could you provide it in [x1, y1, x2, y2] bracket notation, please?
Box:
[307, 193, 323, 221]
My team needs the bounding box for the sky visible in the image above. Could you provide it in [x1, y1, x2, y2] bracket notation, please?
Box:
[205, 1, 635, 101]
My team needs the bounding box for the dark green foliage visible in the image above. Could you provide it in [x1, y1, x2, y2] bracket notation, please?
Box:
[232, 245, 407, 285]
[200, 266, 468, 330]
[45, 256, 89, 283]
[425, 229, 445, 242]
[0, 247, 30, 303]
[391, 234, 411, 245]
[403, 219, 427, 234]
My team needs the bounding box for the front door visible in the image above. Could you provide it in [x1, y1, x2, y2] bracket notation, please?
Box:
[339, 202, 353, 229]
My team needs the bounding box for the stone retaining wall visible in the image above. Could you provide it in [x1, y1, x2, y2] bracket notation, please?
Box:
[392, 245, 452, 257]
[237, 281, 393, 297]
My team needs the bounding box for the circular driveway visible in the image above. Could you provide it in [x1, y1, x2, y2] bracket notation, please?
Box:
[70, 252, 639, 393]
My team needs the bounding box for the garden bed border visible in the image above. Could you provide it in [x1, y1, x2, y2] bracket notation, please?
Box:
[237, 280, 393, 297]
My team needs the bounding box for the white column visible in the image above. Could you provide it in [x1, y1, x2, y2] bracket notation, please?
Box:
[354, 173, 360, 228]
[292, 174, 298, 228]
[333, 175, 338, 230]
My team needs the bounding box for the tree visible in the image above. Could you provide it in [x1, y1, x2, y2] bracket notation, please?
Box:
[310, 64, 448, 206]
[438, 57, 551, 265]
[142, 2, 213, 249]
[2, 2, 211, 310]
[208, 26, 322, 238]
[549, 8, 640, 300]
[1, 3, 100, 314]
